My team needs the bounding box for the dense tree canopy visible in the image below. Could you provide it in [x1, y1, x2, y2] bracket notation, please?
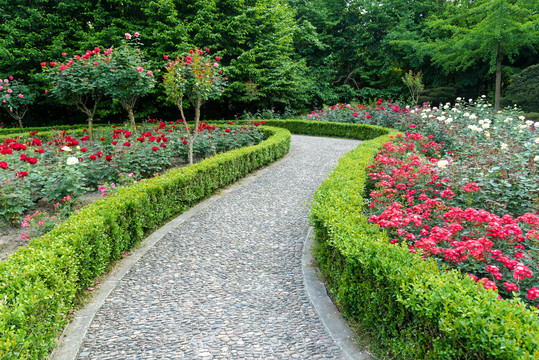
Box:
[0, 0, 537, 126]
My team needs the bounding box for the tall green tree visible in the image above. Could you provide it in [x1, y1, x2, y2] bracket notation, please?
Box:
[420, 0, 539, 110]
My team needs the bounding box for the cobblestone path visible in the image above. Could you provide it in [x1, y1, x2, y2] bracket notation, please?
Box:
[76, 135, 361, 359]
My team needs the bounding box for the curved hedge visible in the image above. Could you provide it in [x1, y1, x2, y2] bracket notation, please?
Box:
[0, 126, 290, 359]
[310, 132, 539, 359]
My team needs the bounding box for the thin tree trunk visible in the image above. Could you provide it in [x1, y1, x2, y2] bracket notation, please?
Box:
[127, 108, 136, 131]
[88, 117, 94, 141]
[495, 40, 503, 111]
[6, 108, 26, 128]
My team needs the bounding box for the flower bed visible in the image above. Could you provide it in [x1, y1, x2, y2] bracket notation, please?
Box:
[366, 133, 538, 307]
[310, 132, 539, 359]
[0, 125, 289, 359]
[0, 120, 264, 225]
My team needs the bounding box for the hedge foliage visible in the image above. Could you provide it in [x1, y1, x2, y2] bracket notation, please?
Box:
[310, 132, 539, 359]
[0, 125, 290, 359]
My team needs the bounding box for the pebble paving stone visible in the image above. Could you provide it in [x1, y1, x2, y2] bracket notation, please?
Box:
[77, 135, 361, 359]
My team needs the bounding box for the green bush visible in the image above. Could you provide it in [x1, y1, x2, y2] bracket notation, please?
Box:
[261, 119, 389, 140]
[0, 125, 290, 359]
[503, 64, 539, 113]
[310, 132, 539, 359]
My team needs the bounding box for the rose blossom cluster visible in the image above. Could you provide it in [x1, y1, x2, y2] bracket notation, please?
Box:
[366, 133, 539, 308]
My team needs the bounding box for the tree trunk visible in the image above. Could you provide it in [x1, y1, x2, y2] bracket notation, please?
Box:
[188, 139, 194, 165]
[17, 116, 23, 129]
[495, 40, 503, 111]
[127, 107, 136, 131]
[88, 117, 94, 141]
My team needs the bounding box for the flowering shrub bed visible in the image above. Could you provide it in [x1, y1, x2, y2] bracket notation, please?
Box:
[310, 131, 539, 359]
[300, 98, 409, 128]
[366, 133, 539, 307]
[302, 97, 539, 216]
[0, 125, 290, 359]
[0, 120, 264, 224]
[394, 97, 538, 216]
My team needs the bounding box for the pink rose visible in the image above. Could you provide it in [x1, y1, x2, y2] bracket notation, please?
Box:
[125, 33, 132, 39]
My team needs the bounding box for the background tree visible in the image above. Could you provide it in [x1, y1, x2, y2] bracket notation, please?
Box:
[418, 0, 539, 110]
[402, 70, 424, 105]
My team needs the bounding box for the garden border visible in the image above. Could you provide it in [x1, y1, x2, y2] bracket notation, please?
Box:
[309, 131, 539, 359]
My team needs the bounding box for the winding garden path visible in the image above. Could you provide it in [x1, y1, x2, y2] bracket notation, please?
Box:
[53, 135, 373, 360]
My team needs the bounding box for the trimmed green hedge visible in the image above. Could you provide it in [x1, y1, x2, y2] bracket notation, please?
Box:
[310, 132, 539, 359]
[0, 126, 290, 359]
[212, 119, 389, 140]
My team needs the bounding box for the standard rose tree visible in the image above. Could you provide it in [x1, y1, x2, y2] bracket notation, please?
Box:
[42, 49, 111, 140]
[106, 33, 155, 131]
[163, 48, 226, 164]
[0, 77, 35, 128]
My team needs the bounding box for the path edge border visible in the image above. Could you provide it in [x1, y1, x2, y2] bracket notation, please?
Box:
[49, 171, 262, 360]
[302, 226, 374, 360]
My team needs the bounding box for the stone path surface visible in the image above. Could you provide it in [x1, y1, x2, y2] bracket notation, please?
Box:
[74, 135, 362, 360]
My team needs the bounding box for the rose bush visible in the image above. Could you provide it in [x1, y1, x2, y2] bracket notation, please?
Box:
[0, 120, 263, 225]
[366, 133, 539, 308]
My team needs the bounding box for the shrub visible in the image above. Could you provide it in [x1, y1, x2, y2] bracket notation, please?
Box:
[503, 64, 539, 113]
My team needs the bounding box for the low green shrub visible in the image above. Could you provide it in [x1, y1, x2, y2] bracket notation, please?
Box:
[310, 132, 539, 359]
[0, 125, 290, 359]
[261, 119, 389, 140]
[503, 64, 539, 113]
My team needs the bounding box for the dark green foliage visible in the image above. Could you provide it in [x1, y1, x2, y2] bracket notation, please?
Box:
[418, 86, 458, 106]
[503, 64, 539, 113]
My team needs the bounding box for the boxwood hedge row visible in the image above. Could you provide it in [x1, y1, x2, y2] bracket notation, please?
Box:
[309, 132, 539, 359]
[0, 126, 290, 359]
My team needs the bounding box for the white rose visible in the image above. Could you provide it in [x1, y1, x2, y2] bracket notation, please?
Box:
[61, 146, 71, 152]
[501, 143, 508, 150]
[66, 157, 79, 165]
[437, 160, 449, 169]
